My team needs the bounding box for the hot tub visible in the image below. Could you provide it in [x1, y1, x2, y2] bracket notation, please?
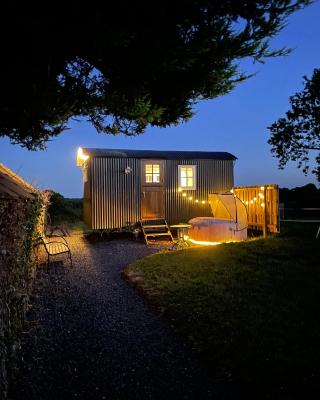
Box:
[188, 217, 247, 243]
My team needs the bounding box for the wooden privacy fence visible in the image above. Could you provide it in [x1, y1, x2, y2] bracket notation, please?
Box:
[233, 184, 279, 234]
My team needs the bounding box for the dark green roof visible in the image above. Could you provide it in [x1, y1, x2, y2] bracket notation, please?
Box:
[83, 148, 237, 161]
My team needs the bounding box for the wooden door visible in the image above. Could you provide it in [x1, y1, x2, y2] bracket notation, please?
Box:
[141, 160, 164, 219]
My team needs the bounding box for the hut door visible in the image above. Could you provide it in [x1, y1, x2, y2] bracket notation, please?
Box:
[141, 160, 164, 219]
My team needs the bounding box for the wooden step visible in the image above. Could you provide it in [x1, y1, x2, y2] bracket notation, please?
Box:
[142, 224, 168, 229]
[145, 232, 172, 237]
[140, 218, 173, 244]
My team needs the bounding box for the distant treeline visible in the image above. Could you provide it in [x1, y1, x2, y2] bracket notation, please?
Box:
[48, 192, 83, 224]
[279, 184, 320, 208]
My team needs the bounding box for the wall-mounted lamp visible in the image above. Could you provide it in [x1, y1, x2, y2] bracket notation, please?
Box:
[124, 166, 132, 175]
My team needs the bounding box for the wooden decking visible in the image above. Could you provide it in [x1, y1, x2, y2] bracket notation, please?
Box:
[233, 184, 279, 234]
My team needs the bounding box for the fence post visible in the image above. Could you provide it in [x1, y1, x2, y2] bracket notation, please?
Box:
[262, 186, 268, 238]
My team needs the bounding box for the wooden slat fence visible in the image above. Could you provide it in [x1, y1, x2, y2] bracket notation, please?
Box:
[233, 184, 279, 234]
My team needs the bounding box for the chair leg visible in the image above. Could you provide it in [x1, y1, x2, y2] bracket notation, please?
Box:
[69, 251, 73, 267]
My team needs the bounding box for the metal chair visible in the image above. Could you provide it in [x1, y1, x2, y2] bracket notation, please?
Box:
[40, 235, 73, 269]
[45, 212, 70, 237]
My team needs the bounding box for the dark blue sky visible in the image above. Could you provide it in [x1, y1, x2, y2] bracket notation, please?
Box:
[1, 3, 320, 197]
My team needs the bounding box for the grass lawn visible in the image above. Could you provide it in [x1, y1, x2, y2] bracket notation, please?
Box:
[124, 222, 320, 397]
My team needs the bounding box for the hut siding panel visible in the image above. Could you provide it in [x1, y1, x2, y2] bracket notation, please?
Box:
[91, 157, 141, 230]
[90, 157, 234, 229]
[165, 159, 234, 224]
[83, 162, 92, 228]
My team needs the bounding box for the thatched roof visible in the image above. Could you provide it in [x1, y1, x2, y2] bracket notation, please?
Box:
[0, 163, 37, 200]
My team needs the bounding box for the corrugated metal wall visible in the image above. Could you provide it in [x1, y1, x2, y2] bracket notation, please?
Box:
[91, 157, 141, 229]
[83, 162, 91, 227]
[89, 157, 234, 229]
[165, 159, 234, 224]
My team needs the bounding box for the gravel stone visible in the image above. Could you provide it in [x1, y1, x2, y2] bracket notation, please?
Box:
[9, 235, 229, 400]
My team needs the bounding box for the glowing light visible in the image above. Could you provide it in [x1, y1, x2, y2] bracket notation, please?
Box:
[261, 202, 265, 207]
[195, 199, 199, 203]
[258, 193, 264, 199]
[250, 200, 253, 204]
[77, 147, 89, 166]
[188, 196, 193, 200]
[182, 193, 187, 197]
[253, 197, 257, 201]
[260, 186, 265, 191]
[245, 201, 249, 205]
[230, 189, 234, 193]
[178, 187, 182, 192]
[187, 238, 222, 246]
[201, 200, 205, 204]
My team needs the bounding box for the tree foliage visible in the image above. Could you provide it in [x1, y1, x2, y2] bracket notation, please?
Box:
[268, 68, 320, 181]
[47, 192, 82, 223]
[0, 1, 311, 149]
[280, 183, 320, 207]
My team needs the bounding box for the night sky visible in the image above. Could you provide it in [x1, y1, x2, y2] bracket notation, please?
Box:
[1, 3, 320, 198]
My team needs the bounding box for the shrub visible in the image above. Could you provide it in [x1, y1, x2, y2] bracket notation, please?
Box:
[0, 193, 42, 399]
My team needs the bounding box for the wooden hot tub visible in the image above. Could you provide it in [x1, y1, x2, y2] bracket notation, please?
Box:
[188, 217, 247, 243]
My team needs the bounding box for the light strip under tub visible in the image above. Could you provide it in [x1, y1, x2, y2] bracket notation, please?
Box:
[184, 236, 222, 246]
[185, 235, 240, 246]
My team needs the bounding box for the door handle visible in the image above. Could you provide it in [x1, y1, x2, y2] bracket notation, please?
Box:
[142, 191, 146, 198]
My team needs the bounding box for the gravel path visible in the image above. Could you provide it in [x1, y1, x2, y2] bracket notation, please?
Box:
[10, 235, 225, 400]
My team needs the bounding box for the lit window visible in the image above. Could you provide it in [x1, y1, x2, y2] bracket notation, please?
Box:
[179, 165, 196, 190]
[145, 164, 160, 183]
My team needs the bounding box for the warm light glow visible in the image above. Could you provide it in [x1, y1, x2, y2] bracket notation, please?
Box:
[230, 189, 234, 193]
[145, 164, 160, 183]
[245, 201, 249, 205]
[258, 193, 264, 199]
[260, 186, 265, 191]
[195, 199, 199, 203]
[189, 196, 193, 200]
[179, 165, 196, 189]
[182, 193, 187, 197]
[261, 202, 265, 207]
[178, 187, 182, 192]
[201, 200, 205, 204]
[250, 200, 253, 204]
[187, 238, 222, 246]
[253, 197, 257, 201]
[77, 147, 89, 166]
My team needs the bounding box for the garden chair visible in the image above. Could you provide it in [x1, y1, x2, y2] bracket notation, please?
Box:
[45, 212, 70, 237]
[40, 234, 73, 269]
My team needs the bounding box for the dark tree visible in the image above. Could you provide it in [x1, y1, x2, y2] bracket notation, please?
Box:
[47, 192, 82, 223]
[0, 1, 310, 149]
[268, 68, 320, 180]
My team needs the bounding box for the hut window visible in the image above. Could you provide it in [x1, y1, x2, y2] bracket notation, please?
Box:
[145, 164, 160, 183]
[179, 165, 196, 190]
